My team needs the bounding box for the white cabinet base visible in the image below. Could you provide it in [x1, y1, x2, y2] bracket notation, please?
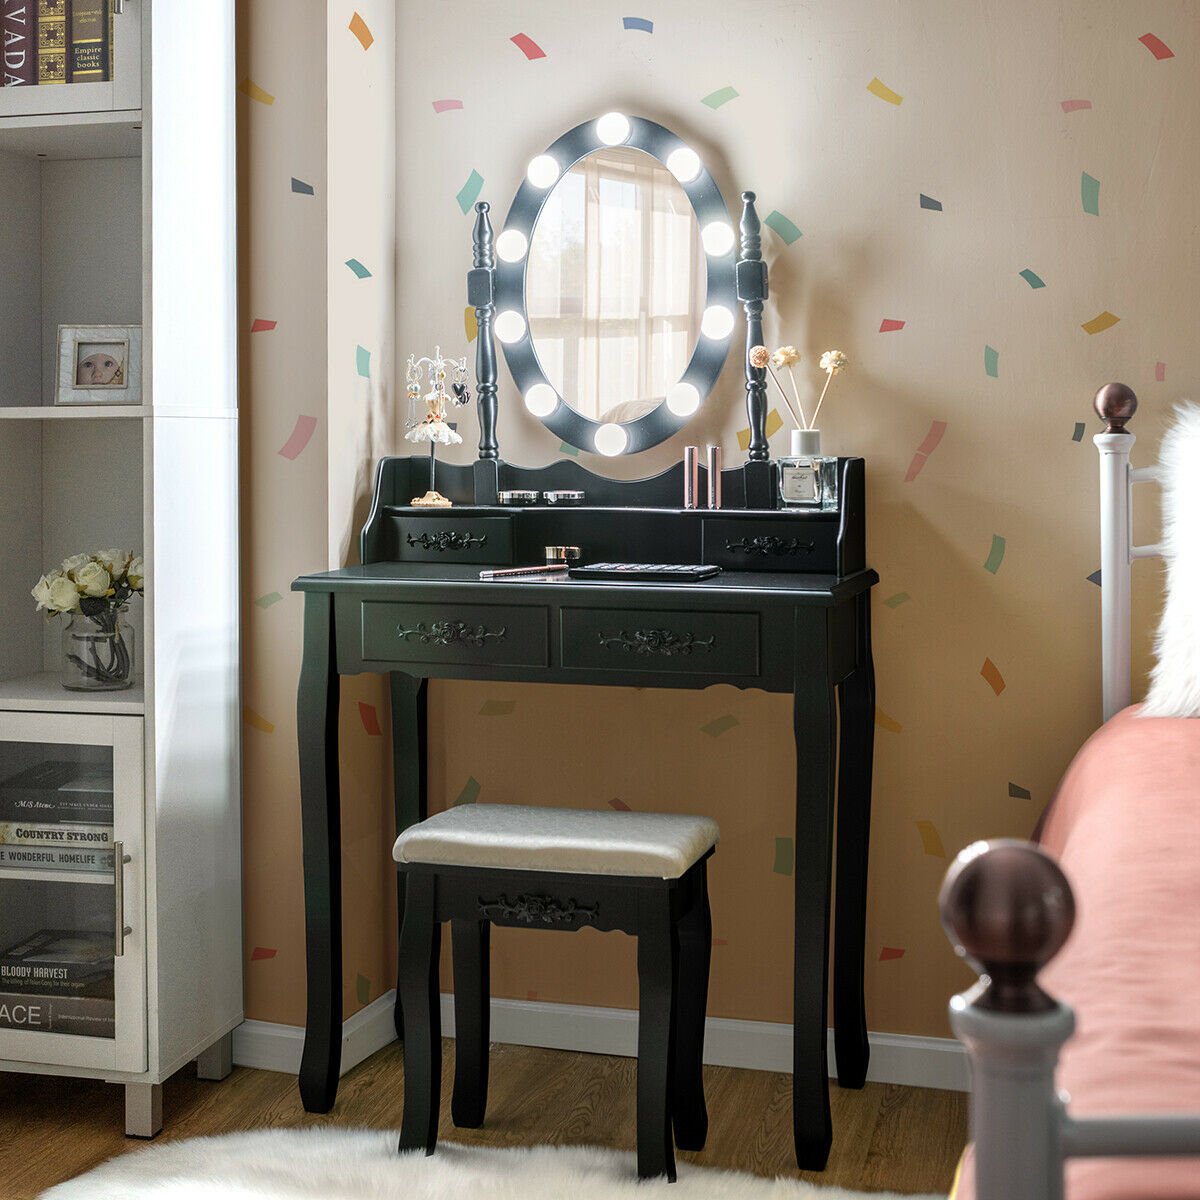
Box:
[196, 1032, 234, 1082]
[124, 1082, 163, 1139]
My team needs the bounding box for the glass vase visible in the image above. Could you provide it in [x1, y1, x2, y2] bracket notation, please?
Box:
[777, 429, 839, 511]
[61, 609, 135, 692]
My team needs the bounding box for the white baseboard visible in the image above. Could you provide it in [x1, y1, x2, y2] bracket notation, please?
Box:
[233, 992, 969, 1093]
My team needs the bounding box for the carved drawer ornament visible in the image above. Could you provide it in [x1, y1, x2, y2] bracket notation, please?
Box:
[396, 620, 507, 647]
[405, 530, 487, 552]
[598, 629, 715, 656]
[725, 535, 815, 557]
[478, 893, 598, 926]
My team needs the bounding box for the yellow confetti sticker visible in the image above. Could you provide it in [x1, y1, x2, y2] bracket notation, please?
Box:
[244, 707, 275, 734]
[916, 819, 946, 858]
[1081, 310, 1120, 335]
[238, 78, 275, 105]
[348, 12, 374, 50]
[867, 76, 903, 105]
[464, 306, 478, 342]
[736, 406, 784, 452]
[875, 707, 903, 733]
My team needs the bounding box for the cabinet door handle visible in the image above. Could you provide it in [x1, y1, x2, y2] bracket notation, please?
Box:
[113, 841, 133, 957]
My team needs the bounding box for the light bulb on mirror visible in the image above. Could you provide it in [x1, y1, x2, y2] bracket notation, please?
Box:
[526, 154, 560, 188]
[523, 384, 558, 416]
[666, 381, 700, 417]
[494, 310, 527, 344]
[594, 422, 629, 456]
[495, 229, 528, 263]
[595, 112, 631, 146]
[701, 221, 735, 257]
[666, 146, 701, 183]
[700, 305, 735, 340]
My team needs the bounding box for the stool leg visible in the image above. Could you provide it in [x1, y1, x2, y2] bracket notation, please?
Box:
[637, 892, 679, 1182]
[451, 918, 490, 1128]
[672, 862, 712, 1151]
[398, 873, 441, 1156]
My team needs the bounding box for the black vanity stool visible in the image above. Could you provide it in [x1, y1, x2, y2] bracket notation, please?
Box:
[393, 803, 718, 1182]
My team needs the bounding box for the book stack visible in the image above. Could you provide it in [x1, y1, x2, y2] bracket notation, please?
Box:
[0, 929, 115, 1037]
[2, 0, 113, 87]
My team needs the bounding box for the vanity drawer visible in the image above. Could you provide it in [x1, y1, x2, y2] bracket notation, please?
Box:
[702, 518, 838, 572]
[394, 517, 513, 565]
[361, 602, 548, 667]
[561, 608, 759, 676]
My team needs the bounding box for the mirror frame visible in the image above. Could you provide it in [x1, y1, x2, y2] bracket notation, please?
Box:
[493, 114, 738, 456]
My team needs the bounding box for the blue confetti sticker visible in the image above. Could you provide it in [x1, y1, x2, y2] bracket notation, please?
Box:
[622, 16, 653, 32]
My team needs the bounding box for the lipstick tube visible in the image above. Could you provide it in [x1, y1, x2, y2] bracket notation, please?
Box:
[706, 445, 722, 508]
[684, 446, 699, 509]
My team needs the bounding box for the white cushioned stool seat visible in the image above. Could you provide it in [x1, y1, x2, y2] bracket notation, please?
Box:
[393, 803, 719, 879]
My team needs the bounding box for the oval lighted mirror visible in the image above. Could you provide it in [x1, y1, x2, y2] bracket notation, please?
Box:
[492, 114, 738, 455]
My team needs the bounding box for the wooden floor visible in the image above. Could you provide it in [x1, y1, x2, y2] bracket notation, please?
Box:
[0, 1042, 966, 1197]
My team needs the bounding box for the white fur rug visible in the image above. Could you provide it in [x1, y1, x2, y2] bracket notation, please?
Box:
[40, 1128, 944, 1199]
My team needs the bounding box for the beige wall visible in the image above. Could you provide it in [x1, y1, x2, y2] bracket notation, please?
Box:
[240, 0, 1194, 1036]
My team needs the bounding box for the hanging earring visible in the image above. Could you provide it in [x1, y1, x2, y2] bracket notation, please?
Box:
[405, 356, 422, 428]
[451, 357, 472, 406]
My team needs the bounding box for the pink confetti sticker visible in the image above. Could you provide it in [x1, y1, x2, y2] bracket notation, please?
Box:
[879, 947, 905, 961]
[1138, 32, 1174, 60]
[278, 415, 318, 461]
[712, 937, 729, 947]
[358, 702, 382, 736]
[1155, 361, 1166, 382]
[251, 947, 277, 961]
[1060, 99, 1092, 113]
[251, 318, 277, 333]
[904, 420, 948, 481]
[432, 99, 463, 113]
[511, 32, 546, 60]
[879, 318, 906, 332]
[608, 798, 631, 811]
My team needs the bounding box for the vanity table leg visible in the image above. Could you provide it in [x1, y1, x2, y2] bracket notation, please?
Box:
[298, 591, 343, 1113]
[792, 619, 836, 1171]
[833, 592, 874, 1089]
[390, 672, 428, 1039]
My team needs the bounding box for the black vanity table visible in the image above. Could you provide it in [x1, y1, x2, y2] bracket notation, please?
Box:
[293, 454, 877, 1171]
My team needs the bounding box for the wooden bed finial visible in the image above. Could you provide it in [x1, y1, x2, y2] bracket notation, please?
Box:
[1093, 382, 1137, 434]
[939, 840, 1075, 1014]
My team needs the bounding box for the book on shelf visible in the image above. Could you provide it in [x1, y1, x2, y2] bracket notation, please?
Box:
[0, 822, 112, 847]
[2, 0, 116, 88]
[36, 0, 65, 85]
[1, 1, 35, 86]
[0, 844, 114, 873]
[0, 759, 113, 825]
[0, 991, 114, 1037]
[68, 0, 105, 82]
[0, 929, 113, 997]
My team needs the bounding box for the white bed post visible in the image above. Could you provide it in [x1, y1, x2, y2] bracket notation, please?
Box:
[1093, 383, 1138, 721]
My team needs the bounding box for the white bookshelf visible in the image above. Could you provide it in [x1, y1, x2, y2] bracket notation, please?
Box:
[0, 0, 240, 1137]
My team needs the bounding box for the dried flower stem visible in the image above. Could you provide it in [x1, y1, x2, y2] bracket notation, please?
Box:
[810, 372, 835, 429]
[784, 366, 810, 429]
[765, 363, 808, 429]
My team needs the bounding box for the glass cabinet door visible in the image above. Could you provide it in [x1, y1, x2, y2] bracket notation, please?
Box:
[0, 712, 145, 1073]
[0, 0, 141, 119]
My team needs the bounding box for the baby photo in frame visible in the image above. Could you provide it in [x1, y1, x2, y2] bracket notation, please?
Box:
[55, 325, 144, 406]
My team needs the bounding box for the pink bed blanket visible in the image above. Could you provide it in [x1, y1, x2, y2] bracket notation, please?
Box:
[955, 705, 1200, 1200]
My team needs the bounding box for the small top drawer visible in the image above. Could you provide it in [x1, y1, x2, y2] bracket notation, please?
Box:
[702, 518, 837, 572]
[394, 517, 513, 565]
[361, 601, 547, 667]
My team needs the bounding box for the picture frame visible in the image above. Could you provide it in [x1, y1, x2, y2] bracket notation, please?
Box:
[55, 325, 144, 407]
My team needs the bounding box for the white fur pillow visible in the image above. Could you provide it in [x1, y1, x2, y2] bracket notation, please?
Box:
[1142, 403, 1200, 717]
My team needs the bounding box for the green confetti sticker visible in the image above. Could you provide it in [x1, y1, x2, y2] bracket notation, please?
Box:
[558, 441, 580, 457]
[356, 974, 370, 1005]
[772, 836, 794, 876]
[1081, 172, 1100, 216]
[456, 169, 484, 214]
[1019, 268, 1046, 289]
[763, 210, 802, 245]
[984, 345, 999, 378]
[701, 85, 739, 109]
[255, 592, 282, 609]
[356, 345, 371, 378]
[984, 534, 1006, 574]
[883, 592, 910, 608]
[345, 258, 372, 279]
[1008, 782, 1032, 800]
[700, 714, 739, 738]
[478, 699, 516, 716]
[455, 776, 481, 806]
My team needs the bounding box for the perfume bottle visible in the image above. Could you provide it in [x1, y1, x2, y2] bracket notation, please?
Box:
[777, 429, 838, 510]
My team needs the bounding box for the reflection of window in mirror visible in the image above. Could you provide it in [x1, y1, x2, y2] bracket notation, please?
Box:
[527, 147, 705, 424]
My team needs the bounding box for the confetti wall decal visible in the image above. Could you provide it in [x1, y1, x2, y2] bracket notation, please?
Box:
[1019, 268, 1046, 289]
[1061, 98, 1093, 113]
[1155, 361, 1166, 382]
[345, 258, 371, 279]
[277, 415, 317, 460]
[879, 318, 906, 332]
[622, 16, 653, 32]
[916, 820, 946, 857]
[1081, 172, 1100, 216]
[919, 193, 942, 211]
[883, 592, 910, 608]
[255, 592, 282, 609]
[511, 32, 546, 60]
[1138, 32, 1175, 60]
[479, 699, 516, 716]
[608, 798, 631, 811]
[1072, 422, 1086, 442]
[701, 714, 739, 737]
[238, 78, 275, 105]
[464, 307, 478, 342]
[355, 973, 371, 1004]
[904, 420, 948, 482]
[712, 937, 728, 947]
[250, 947, 277, 961]
[244, 708, 275, 734]
[356, 345, 371, 377]
[456, 169, 484, 214]
[867, 76, 903, 105]
[290, 177, 314, 195]
[701, 86, 739, 109]
[558, 441, 580, 457]
[358, 702, 382, 736]
[764, 210, 802, 244]
[772, 836, 795, 876]
[250, 318, 277, 333]
[984, 534, 1006, 574]
[1087, 568, 1102, 586]
[455, 776, 481, 806]
[736, 407, 783, 451]
[879, 946, 906, 961]
[432, 99, 463, 113]
[1008, 782, 1032, 800]
[1081, 311, 1119, 335]
[980, 657, 1006, 695]
[876, 707, 903, 733]
[984, 345, 999, 377]
[348, 12, 373, 50]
